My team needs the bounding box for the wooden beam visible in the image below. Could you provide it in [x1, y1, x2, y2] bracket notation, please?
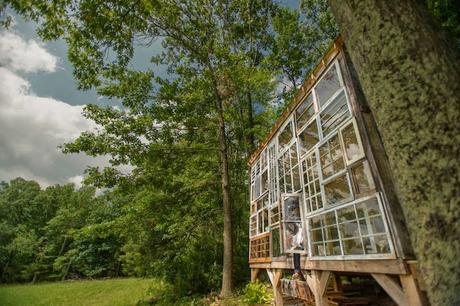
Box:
[273, 269, 284, 306]
[251, 268, 260, 282]
[311, 270, 330, 306]
[250, 258, 408, 275]
[400, 274, 425, 306]
[372, 274, 406, 306]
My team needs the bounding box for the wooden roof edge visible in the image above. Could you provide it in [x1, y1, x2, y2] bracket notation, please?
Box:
[248, 36, 344, 166]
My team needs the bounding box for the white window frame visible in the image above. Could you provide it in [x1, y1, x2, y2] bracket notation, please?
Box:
[281, 193, 308, 254]
[307, 193, 396, 260]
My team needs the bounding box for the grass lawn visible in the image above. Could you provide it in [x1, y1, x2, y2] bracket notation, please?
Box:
[0, 278, 158, 306]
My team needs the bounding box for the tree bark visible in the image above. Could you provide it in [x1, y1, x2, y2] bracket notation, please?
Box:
[328, 1, 460, 305]
[211, 74, 233, 297]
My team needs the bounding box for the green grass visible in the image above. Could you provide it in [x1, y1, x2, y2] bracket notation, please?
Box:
[0, 278, 159, 306]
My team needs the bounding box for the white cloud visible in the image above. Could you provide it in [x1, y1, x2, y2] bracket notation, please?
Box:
[0, 30, 109, 187]
[68, 175, 84, 189]
[0, 30, 58, 73]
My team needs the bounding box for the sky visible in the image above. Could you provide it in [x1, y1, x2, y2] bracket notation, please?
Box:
[0, 1, 299, 188]
[0, 15, 164, 187]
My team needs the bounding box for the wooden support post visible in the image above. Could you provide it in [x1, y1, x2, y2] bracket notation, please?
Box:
[268, 268, 284, 306]
[311, 270, 330, 306]
[332, 273, 342, 293]
[400, 274, 425, 306]
[372, 274, 406, 306]
[251, 268, 260, 282]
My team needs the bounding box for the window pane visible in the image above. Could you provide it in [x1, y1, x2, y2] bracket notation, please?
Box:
[250, 215, 257, 237]
[320, 91, 351, 137]
[325, 240, 341, 256]
[313, 243, 325, 256]
[339, 221, 360, 238]
[319, 133, 345, 179]
[343, 238, 364, 255]
[296, 94, 315, 130]
[258, 212, 263, 234]
[292, 166, 301, 192]
[283, 196, 301, 221]
[324, 225, 339, 240]
[272, 227, 282, 257]
[284, 222, 304, 252]
[337, 205, 356, 223]
[360, 215, 386, 235]
[311, 216, 322, 229]
[351, 161, 375, 196]
[324, 174, 352, 206]
[315, 64, 341, 108]
[263, 209, 269, 232]
[312, 228, 324, 242]
[261, 170, 268, 193]
[324, 211, 336, 226]
[341, 122, 362, 162]
[356, 197, 381, 219]
[278, 121, 293, 152]
[270, 205, 280, 225]
[363, 234, 390, 254]
[298, 121, 319, 156]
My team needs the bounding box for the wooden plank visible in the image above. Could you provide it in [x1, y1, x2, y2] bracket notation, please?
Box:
[372, 274, 406, 306]
[250, 258, 408, 275]
[251, 268, 260, 282]
[271, 269, 284, 306]
[318, 271, 331, 297]
[311, 270, 329, 306]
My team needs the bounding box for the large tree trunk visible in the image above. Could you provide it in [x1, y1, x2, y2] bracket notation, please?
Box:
[212, 77, 233, 297]
[327, 1, 460, 305]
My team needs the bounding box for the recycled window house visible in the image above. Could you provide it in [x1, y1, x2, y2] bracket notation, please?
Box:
[248, 38, 426, 306]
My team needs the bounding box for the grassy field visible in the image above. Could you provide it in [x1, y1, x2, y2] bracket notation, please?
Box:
[0, 278, 271, 306]
[0, 278, 163, 306]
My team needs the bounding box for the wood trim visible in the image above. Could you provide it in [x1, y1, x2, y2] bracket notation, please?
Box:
[250, 258, 408, 275]
[250, 232, 270, 241]
[248, 257, 272, 264]
[248, 36, 344, 166]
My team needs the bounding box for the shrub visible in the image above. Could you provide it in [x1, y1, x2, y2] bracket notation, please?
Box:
[241, 281, 272, 305]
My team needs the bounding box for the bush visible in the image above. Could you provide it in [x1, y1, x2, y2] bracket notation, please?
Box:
[241, 281, 272, 305]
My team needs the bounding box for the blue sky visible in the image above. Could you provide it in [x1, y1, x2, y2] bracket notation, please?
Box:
[0, 1, 299, 187]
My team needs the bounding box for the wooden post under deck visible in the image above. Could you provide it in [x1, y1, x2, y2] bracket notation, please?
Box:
[250, 268, 260, 282]
[310, 270, 330, 306]
[268, 268, 284, 306]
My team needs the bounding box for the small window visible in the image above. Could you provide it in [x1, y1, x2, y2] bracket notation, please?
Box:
[250, 215, 257, 237]
[271, 226, 282, 257]
[270, 205, 280, 225]
[298, 120, 319, 156]
[340, 120, 364, 164]
[324, 173, 353, 206]
[283, 196, 301, 221]
[296, 94, 315, 130]
[278, 121, 293, 152]
[350, 161, 376, 197]
[319, 133, 345, 180]
[302, 152, 323, 213]
[320, 90, 351, 137]
[284, 222, 305, 253]
[315, 64, 341, 108]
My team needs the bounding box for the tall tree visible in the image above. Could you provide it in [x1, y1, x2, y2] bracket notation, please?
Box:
[327, 1, 460, 305]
